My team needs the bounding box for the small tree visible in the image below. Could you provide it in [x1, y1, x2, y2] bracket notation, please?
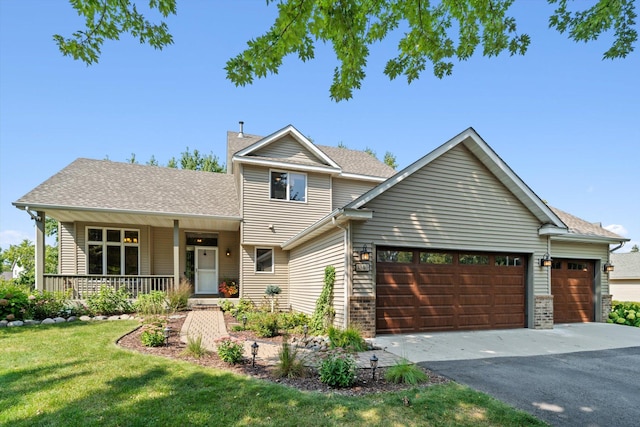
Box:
[265, 285, 281, 313]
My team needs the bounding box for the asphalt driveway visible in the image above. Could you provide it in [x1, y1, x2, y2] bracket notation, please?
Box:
[372, 324, 640, 426]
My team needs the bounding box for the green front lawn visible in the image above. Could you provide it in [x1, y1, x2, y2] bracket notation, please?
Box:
[0, 322, 545, 426]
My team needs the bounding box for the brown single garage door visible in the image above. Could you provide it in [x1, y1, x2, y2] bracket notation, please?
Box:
[376, 248, 526, 334]
[551, 259, 594, 323]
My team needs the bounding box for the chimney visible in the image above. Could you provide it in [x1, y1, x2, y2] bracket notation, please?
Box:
[238, 121, 244, 138]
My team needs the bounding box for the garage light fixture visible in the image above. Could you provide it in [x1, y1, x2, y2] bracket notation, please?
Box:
[360, 244, 372, 262]
[540, 253, 552, 267]
[603, 262, 614, 273]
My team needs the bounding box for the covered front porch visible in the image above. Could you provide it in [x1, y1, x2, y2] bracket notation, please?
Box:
[21, 207, 241, 299]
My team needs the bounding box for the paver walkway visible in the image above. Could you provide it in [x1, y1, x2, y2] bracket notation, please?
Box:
[180, 308, 403, 368]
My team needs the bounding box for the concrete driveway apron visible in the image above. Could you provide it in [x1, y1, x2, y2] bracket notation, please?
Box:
[371, 323, 640, 427]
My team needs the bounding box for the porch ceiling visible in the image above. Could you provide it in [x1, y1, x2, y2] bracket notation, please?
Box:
[36, 208, 241, 231]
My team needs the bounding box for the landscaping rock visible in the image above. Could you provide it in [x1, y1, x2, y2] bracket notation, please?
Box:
[54, 317, 67, 323]
[42, 318, 55, 324]
[169, 314, 186, 320]
[8, 320, 24, 327]
[108, 315, 121, 321]
[67, 316, 77, 322]
[93, 315, 107, 321]
[24, 319, 41, 325]
[119, 314, 131, 320]
[79, 315, 92, 321]
[0, 320, 8, 327]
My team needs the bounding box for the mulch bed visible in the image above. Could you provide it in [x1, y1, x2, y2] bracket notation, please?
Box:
[116, 311, 449, 396]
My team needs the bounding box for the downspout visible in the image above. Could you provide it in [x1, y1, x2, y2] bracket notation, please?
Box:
[609, 241, 625, 253]
[332, 216, 350, 329]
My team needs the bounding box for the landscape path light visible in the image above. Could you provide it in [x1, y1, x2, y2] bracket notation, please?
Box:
[163, 326, 171, 347]
[370, 354, 378, 380]
[242, 314, 248, 328]
[251, 341, 259, 368]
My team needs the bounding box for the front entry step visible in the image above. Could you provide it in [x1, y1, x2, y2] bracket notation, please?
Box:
[188, 298, 221, 311]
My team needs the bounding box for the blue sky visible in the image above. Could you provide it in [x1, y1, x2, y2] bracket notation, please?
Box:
[1, 1, 638, 252]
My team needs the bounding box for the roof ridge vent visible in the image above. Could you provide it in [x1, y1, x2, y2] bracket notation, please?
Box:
[238, 121, 244, 138]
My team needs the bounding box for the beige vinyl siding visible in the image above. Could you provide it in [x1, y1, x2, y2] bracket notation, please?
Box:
[289, 228, 345, 326]
[609, 281, 640, 301]
[59, 222, 77, 274]
[253, 136, 324, 165]
[242, 165, 332, 245]
[551, 240, 610, 294]
[332, 178, 377, 209]
[241, 245, 289, 306]
[218, 230, 240, 281]
[351, 144, 549, 295]
[152, 227, 173, 275]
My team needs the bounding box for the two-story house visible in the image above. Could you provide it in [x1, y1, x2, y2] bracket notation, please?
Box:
[14, 124, 628, 336]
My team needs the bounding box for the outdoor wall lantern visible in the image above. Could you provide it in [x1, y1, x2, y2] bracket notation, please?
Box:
[540, 253, 553, 267]
[163, 326, 171, 347]
[251, 341, 259, 367]
[603, 262, 615, 273]
[226, 248, 231, 257]
[370, 354, 378, 380]
[360, 244, 372, 262]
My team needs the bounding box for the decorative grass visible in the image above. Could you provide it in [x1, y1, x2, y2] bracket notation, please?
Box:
[0, 322, 545, 426]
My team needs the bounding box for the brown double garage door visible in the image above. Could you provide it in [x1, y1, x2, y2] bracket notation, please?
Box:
[376, 249, 526, 334]
[376, 249, 596, 334]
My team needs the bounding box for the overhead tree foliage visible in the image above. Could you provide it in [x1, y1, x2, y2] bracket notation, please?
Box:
[56, 0, 637, 101]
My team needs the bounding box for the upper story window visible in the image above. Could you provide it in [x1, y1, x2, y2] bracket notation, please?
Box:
[270, 170, 306, 202]
[87, 227, 139, 275]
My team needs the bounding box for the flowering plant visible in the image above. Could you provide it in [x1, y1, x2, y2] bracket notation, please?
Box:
[219, 280, 238, 296]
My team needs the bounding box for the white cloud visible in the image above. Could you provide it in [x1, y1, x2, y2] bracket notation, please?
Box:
[0, 230, 31, 248]
[604, 224, 628, 236]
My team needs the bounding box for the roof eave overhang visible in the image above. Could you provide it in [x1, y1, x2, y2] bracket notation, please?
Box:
[232, 156, 341, 175]
[550, 234, 630, 244]
[281, 208, 373, 250]
[538, 224, 569, 236]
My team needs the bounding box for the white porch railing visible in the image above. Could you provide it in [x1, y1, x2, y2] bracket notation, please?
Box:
[44, 275, 175, 299]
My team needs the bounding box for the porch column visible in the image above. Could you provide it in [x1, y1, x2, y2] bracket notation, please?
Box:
[173, 220, 180, 290]
[35, 211, 45, 291]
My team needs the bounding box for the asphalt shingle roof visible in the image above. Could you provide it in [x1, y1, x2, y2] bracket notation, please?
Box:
[610, 252, 640, 279]
[550, 206, 625, 240]
[226, 130, 396, 179]
[15, 158, 239, 218]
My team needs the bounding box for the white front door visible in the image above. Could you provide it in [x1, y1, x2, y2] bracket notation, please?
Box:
[195, 247, 218, 294]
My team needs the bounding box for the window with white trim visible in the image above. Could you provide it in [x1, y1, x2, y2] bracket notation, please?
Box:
[256, 248, 274, 273]
[87, 227, 139, 275]
[270, 170, 306, 202]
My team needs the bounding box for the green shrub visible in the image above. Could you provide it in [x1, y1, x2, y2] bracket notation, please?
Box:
[278, 311, 310, 331]
[26, 290, 69, 320]
[167, 279, 192, 312]
[328, 326, 368, 352]
[318, 349, 357, 388]
[219, 299, 235, 313]
[182, 335, 208, 358]
[384, 359, 429, 385]
[141, 329, 166, 347]
[86, 286, 133, 315]
[230, 298, 254, 318]
[608, 302, 640, 327]
[274, 335, 308, 378]
[254, 312, 279, 338]
[0, 283, 30, 320]
[135, 291, 167, 315]
[216, 337, 244, 364]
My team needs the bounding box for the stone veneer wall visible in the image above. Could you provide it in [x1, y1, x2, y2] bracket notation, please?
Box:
[348, 296, 376, 338]
[601, 294, 613, 322]
[534, 295, 554, 329]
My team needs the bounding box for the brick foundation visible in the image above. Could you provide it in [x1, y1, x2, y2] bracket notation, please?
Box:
[601, 294, 613, 323]
[348, 296, 376, 338]
[534, 295, 554, 329]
